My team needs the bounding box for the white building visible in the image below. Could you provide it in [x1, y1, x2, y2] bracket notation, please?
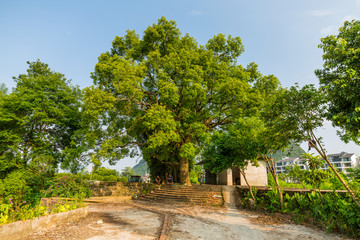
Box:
[320, 152, 359, 173]
[273, 152, 359, 174]
[275, 157, 308, 174]
[205, 161, 268, 186]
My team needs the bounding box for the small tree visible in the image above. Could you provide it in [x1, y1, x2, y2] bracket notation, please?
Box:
[270, 84, 360, 208]
[285, 165, 306, 188]
[0, 60, 83, 178]
[203, 117, 266, 202]
[301, 153, 329, 198]
[260, 104, 299, 208]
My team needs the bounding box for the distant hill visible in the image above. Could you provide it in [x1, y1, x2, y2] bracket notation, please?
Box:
[132, 159, 148, 176]
[272, 144, 306, 161]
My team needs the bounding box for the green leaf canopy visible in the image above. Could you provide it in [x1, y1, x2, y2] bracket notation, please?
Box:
[0, 60, 83, 176]
[85, 17, 262, 184]
[316, 20, 360, 144]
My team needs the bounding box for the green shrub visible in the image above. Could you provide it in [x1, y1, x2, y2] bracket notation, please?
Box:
[263, 188, 282, 212]
[3, 170, 32, 206]
[93, 167, 119, 177]
[90, 167, 122, 182]
[103, 175, 117, 182]
[118, 176, 127, 182]
[92, 172, 126, 182]
[189, 170, 199, 184]
[0, 203, 11, 224]
[92, 174, 103, 181]
[43, 173, 91, 199]
[267, 173, 276, 186]
[278, 180, 312, 189]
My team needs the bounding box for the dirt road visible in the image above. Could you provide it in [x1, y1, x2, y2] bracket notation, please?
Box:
[26, 203, 162, 240]
[25, 200, 347, 240]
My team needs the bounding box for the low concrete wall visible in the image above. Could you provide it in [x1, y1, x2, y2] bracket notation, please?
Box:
[89, 182, 165, 197]
[0, 206, 88, 240]
[86, 196, 132, 203]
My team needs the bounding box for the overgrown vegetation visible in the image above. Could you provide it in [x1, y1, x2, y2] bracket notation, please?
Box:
[0, 172, 91, 225]
[0, 197, 86, 225]
[239, 163, 360, 238]
[241, 186, 360, 238]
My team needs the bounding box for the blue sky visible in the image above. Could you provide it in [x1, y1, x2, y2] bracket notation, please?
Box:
[1, 0, 360, 170]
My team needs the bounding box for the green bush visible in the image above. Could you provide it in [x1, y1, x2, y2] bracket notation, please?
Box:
[43, 173, 91, 199]
[103, 175, 117, 182]
[118, 176, 127, 182]
[91, 171, 128, 182]
[189, 170, 199, 184]
[267, 173, 276, 186]
[264, 188, 282, 212]
[92, 174, 103, 181]
[90, 167, 123, 182]
[3, 170, 32, 206]
[267, 172, 348, 190]
[93, 167, 119, 177]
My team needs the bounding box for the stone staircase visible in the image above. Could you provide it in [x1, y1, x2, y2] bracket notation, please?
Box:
[137, 184, 223, 207]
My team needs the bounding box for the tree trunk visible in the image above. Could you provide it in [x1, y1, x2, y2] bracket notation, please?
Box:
[240, 168, 255, 202]
[265, 157, 283, 208]
[174, 166, 178, 183]
[179, 157, 191, 186]
[307, 128, 360, 209]
[90, 162, 94, 180]
[319, 151, 359, 207]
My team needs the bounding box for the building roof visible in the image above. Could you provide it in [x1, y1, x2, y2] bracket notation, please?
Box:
[327, 153, 343, 157]
[327, 152, 356, 158]
[276, 157, 300, 163]
[342, 153, 355, 158]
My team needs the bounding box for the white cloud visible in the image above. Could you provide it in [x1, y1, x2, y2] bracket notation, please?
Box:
[190, 10, 203, 16]
[320, 16, 359, 36]
[307, 9, 334, 17]
[342, 15, 359, 22]
[320, 25, 338, 35]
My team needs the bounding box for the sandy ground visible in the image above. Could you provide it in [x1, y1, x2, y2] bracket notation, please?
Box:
[165, 204, 342, 240]
[25, 200, 349, 240]
[25, 203, 162, 240]
[132, 200, 346, 240]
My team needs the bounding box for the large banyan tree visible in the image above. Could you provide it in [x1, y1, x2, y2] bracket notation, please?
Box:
[85, 17, 268, 185]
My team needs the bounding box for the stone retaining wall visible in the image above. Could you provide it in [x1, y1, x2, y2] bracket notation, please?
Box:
[0, 206, 88, 240]
[89, 181, 165, 197]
